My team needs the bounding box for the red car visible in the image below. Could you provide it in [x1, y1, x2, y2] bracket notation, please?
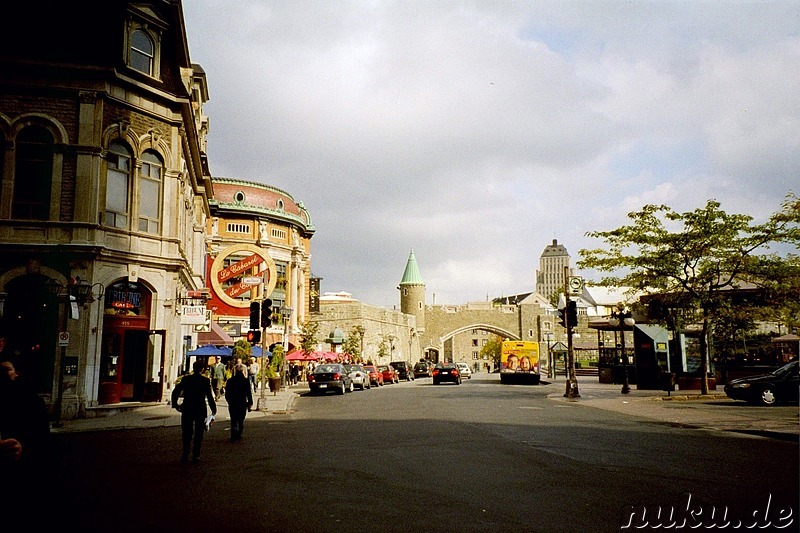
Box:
[363, 364, 384, 387]
[378, 364, 399, 384]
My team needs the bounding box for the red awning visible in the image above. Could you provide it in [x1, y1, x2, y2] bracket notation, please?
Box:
[197, 321, 235, 346]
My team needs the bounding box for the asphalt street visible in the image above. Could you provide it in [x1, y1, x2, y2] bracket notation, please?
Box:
[46, 373, 797, 533]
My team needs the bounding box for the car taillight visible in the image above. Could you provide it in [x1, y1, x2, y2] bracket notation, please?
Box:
[453, 369, 460, 376]
[432, 369, 439, 376]
[333, 373, 341, 380]
[308, 375, 315, 382]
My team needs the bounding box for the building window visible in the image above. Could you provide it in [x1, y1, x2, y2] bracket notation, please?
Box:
[234, 191, 246, 204]
[138, 150, 162, 233]
[472, 339, 478, 347]
[226, 223, 251, 234]
[13, 125, 53, 220]
[129, 29, 154, 75]
[105, 142, 131, 228]
[271, 228, 287, 240]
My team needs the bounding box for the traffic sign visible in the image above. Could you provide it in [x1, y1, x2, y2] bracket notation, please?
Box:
[568, 276, 584, 295]
[58, 331, 70, 347]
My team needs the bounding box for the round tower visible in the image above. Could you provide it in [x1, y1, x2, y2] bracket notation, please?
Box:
[398, 250, 425, 333]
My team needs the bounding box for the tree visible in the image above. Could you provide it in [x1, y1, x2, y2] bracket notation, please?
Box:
[343, 325, 365, 362]
[231, 339, 251, 363]
[480, 335, 503, 371]
[298, 320, 319, 355]
[578, 194, 799, 394]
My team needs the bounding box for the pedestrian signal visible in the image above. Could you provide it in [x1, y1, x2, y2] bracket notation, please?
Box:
[247, 330, 261, 345]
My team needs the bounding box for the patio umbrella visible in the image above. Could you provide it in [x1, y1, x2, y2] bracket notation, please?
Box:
[250, 345, 270, 358]
[186, 344, 229, 357]
[287, 350, 316, 361]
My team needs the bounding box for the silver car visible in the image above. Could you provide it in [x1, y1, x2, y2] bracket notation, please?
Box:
[344, 363, 371, 390]
[455, 362, 472, 379]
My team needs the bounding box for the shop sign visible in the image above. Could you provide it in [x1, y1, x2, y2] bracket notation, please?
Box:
[181, 305, 208, 325]
[217, 254, 264, 283]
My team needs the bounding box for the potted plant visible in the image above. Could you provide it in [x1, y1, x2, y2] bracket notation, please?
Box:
[266, 345, 285, 395]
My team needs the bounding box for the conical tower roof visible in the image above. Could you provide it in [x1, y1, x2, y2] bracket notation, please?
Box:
[399, 250, 424, 286]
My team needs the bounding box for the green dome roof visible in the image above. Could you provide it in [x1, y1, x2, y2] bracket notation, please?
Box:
[399, 250, 424, 286]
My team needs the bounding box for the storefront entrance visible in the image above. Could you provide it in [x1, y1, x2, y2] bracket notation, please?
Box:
[99, 281, 165, 404]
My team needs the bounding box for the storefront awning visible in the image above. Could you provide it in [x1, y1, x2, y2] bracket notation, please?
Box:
[197, 321, 235, 346]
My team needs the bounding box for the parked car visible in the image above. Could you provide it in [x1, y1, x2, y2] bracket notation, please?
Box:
[455, 362, 472, 379]
[344, 363, 371, 390]
[307, 363, 354, 395]
[363, 364, 384, 386]
[378, 365, 399, 384]
[432, 363, 461, 385]
[724, 360, 799, 406]
[390, 361, 415, 381]
[413, 361, 432, 378]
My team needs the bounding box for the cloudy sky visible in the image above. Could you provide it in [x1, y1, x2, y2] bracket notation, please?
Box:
[182, 1, 799, 308]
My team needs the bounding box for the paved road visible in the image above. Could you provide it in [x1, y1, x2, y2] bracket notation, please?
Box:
[48, 373, 797, 532]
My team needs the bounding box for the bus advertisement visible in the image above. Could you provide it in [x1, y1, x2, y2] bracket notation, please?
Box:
[500, 340, 541, 384]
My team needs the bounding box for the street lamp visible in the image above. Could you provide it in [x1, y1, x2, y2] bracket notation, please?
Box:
[45, 276, 104, 426]
[281, 306, 293, 386]
[611, 305, 635, 395]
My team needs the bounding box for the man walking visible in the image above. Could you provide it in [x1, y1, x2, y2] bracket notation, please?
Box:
[211, 356, 226, 400]
[172, 360, 216, 463]
[248, 356, 260, 393]
[224, 364, 253, 441]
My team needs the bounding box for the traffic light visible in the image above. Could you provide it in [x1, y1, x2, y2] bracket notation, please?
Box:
[247, 329, 261, 345]
[249, 301, 260, 331]
[557, 306, 567, 328]
[567, 300, 578, 328]
[261, 298, 272, 328]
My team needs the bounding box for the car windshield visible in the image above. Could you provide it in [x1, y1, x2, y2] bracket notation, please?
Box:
[316, 365, 340, 373]
[772, 361, 798, 377]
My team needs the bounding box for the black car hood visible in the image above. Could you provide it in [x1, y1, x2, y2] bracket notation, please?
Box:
[728, 373, 776, 385]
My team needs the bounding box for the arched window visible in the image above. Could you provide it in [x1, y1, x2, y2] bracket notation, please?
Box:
[105, 141, 131, 228]
[138, 150, 162, 233]
[129, 29, 154, 75]
[13, 125, 53, 220]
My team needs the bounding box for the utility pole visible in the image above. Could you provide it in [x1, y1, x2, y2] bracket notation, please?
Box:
[563, 266, 580, 399]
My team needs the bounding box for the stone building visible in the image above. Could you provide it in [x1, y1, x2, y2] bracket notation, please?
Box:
[204, 178, 314, 350]
[311, 292, 420, 366]
[536, 239, 573, 302]
[0, 1, 212, 418]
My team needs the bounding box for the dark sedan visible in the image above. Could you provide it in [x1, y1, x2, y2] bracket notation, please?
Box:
[432, 363, 462, 385]
[724, 360, 799, 406]
[308, 363, 354, 395]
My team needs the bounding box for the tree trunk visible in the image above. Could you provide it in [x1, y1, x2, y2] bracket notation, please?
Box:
[699, 315, 710, 395]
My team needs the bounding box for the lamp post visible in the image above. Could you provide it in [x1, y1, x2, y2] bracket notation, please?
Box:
[387, 334, 396, 362]
[612, 305, 635, 395]
[45, 277, 104, 426]
[281, 306, 293, 386]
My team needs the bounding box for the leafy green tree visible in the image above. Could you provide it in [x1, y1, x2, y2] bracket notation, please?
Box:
[343, 326, 365, 362]
[480, 335, 503, 370]
[298, 320, 319, 355]
[579, 194, 799, 394]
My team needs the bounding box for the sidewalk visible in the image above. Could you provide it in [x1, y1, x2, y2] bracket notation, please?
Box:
[547, 380, 799, 439]
[51, 384, 300, 434]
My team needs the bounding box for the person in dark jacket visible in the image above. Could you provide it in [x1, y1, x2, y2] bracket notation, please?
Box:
[171, 360, 216, 463]
[224, 363, 253, 441]
[1, 356, 54, 529]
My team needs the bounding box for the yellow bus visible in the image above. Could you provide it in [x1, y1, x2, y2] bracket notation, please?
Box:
[500, 341, 541, 385]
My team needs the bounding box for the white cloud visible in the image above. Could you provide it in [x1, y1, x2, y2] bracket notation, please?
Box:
[184, 1, 800, 307]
